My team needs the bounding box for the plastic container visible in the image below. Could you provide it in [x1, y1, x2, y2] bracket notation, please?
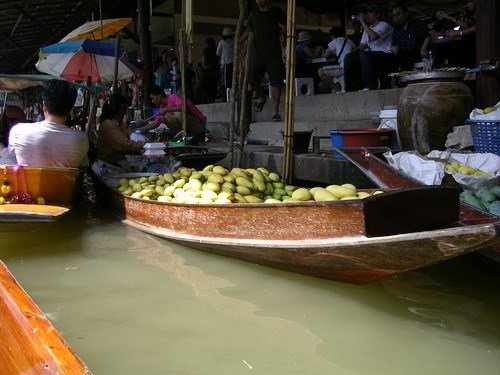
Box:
[466, 119, 500, 155]
[329, 128, 394, 158]
[281, 130, 313, 154]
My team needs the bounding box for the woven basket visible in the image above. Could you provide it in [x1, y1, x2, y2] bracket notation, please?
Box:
[466, 119, 500, 155]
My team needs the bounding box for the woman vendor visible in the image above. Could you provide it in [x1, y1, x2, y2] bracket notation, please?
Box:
[95, 94, 144, 171]
[134, 85, 207, 144]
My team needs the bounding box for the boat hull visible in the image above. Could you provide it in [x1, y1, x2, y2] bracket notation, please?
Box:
[98, 181, 500, 284]
[0, 261, 91, 374]
[0, 166, 80, 224]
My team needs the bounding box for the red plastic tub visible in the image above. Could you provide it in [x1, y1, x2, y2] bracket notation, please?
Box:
[329, 128, 394, 148]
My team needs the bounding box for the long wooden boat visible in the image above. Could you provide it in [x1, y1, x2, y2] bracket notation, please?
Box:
[0, 261, 92, 374]
[337, 147, 500, 266]
[0, 166, 81, 223]
[93, 171, 499, 284]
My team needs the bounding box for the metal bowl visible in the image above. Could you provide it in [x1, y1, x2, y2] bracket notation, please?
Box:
[401, 71, 465, 84]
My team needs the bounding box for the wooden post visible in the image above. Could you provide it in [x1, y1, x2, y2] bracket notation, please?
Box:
[137, 0, 153, 116]
[229, 0, 247, 169]
[282, 0, 297, 184]
[179, 29, 187, 132]
[475, 0, 500, 107]
[236, 33, 253, 167]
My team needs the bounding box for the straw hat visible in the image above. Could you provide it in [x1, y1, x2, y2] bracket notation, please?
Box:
[297, 31, 311, 43]
[222, 27, 235, 36]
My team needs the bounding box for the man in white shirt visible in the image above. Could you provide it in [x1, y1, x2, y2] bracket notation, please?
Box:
[9, 80, 89, 168]
[344, 4, 395, 91]
[317, 27, 356, 93]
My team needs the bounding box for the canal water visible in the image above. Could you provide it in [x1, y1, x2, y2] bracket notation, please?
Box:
[1, 208, 499, 375]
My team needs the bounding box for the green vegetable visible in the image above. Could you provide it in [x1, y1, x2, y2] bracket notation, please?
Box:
[490, 186, 500, 199]
[488, 201, 500, 216]
[475, 187, 496, 204]
[463, 194, 487, 211]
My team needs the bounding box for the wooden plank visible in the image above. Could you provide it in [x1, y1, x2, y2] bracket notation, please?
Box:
[0, 204, 70, 223]
[0, 262, 92, 374]
[364, 187, 460, 237]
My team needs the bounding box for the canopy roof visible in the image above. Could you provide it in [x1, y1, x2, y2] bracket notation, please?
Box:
[0, 0, 468, 76]
[0, 73, 64, 92]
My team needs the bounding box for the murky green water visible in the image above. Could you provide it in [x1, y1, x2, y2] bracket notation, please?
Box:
[1, 210, 500, 375]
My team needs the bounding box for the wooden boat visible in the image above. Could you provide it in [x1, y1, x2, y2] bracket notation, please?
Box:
[0, 166, 81, 223]
[0, 261, 92, 374]
[337, 147, 500, 267]
[93, 170, 499, 284]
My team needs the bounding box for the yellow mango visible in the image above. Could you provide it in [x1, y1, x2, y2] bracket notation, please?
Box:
[203, 164, 214, 171]
[314, 189, 338, 201]
[291, 188, 312, 201]
[163, 173, 175, 184]
[236, 185, 252, 196]
[212, 166, 228, 175]
[268, 172, 280, 182]
[235, 177, 254, 189]
[357, 192, 371, 199]
[208, 173, 225, 184]
[326, 185, 355, 199]
[243, 195, 263, 203]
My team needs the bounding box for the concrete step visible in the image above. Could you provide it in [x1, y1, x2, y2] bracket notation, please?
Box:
[208, 120, 377, 151]
[198, 88, 403, 124]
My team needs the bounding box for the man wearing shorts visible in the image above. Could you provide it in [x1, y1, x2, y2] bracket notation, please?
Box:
[246, 0, 286, 122]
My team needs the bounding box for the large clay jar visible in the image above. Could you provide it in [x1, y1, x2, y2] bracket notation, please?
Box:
[398, 81, 473, 153]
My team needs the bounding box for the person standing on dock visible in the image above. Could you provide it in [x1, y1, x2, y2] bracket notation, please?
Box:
[243, 0, 286, 122]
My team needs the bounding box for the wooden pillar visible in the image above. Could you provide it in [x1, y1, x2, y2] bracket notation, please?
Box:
[475, 0, 500, 107]
[137, 0, 153, 116]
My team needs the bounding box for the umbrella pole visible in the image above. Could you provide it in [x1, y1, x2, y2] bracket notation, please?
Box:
[82, 76, 92, 132]
[113, 33, 122, 94]
[282, 0, 297, 184]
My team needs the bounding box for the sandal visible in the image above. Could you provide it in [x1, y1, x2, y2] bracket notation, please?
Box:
[272, 114, 281, 122]
[254, 99, 266, 113]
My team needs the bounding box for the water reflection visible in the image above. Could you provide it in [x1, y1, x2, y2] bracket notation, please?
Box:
[2, 209, 500, 374]
[126, 229, 357, 374]
[381, 271, 498, 340]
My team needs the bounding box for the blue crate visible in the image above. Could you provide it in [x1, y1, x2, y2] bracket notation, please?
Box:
[329, 130, 344, 158]
[466, 119, 500, 155]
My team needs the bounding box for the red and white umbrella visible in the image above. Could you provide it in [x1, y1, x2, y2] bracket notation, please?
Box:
[35, 39, 138, 82]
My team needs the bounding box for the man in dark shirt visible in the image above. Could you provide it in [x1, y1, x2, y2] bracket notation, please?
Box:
[391, 4, 431, 71]
[245, 0, 286, 122]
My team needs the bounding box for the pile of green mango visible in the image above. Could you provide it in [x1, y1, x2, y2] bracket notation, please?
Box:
[459, 186, 500, 216]
[115, 165, 384, 204]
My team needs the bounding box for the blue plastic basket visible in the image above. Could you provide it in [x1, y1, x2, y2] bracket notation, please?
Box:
[466, 119, 500, 155]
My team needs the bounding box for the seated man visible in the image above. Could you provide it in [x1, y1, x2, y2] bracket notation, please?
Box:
[8, 80, 89, 168]
[135, 85, 207, 143]
[295, 31, 323, 78]
[317, 27, 356, 93]
[344, 4, 395, 91]
[391, 4, 431, 71]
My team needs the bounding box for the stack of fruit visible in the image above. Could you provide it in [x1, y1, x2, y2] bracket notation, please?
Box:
[114, 165, 383, 204]
[460, 186, 500, 216]
[445, 161, 492, 178]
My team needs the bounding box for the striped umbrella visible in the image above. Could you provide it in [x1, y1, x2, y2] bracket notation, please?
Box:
[35, 39, 137, 82]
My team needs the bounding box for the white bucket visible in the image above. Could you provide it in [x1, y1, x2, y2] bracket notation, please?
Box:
[378, 109, 401, 149]
[379, 109, 398, 130]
